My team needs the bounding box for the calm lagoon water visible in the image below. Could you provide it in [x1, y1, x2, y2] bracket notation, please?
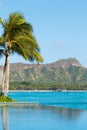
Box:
[0, 106, 87, 130]
[8, 91, 87, 110]
[0, 91, 87, 130]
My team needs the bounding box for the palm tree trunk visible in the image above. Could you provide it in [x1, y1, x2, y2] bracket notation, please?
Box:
[1, 65, 6, 96]
[1, 49, 10, 96]
[4, 54, 10, 96]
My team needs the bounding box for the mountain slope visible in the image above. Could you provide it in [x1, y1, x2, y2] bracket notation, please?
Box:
[1, 58, 87, 90]
[9, 58, 87, 83]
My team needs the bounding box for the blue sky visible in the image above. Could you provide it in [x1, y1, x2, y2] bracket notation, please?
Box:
[0, 0, 87, 67]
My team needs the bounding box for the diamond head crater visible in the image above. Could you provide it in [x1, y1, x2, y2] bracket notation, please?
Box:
[0, 58, 87, 91]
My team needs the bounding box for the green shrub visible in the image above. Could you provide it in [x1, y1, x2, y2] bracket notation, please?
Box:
[0, 96, 16, 102]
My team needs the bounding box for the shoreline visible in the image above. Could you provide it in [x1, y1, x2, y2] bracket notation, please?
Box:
[9, 90, 54, 92]
[0, 102, 39, 107]
[9, 90, 87, 92]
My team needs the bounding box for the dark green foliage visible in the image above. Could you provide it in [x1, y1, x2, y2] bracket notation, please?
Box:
[9, 81, 87, 90]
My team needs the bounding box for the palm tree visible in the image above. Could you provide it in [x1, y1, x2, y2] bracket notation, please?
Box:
[0, 12, 43, 96]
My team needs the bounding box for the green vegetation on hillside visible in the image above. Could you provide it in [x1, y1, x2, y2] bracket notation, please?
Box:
[1, 58, 87, 90]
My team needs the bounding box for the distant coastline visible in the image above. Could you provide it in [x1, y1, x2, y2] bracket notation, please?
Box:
[9, 90, 87, 92]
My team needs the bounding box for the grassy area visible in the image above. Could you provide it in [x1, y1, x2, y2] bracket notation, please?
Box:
[0, 96, 16, 102]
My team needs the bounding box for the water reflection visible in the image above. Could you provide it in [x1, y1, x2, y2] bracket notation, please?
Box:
[45, 106, 82, 120]
[1, 107, 9, 130]
[0, 106, 86, 130]
[31, 105, 82, 120]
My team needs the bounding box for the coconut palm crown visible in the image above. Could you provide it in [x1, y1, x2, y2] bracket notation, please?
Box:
[0, 12, 43, 96]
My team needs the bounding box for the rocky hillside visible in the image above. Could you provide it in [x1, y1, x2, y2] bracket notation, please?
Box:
[1, 58, 87, 90]
[50, 58, 82, 68]
[8, 58, 87, 83]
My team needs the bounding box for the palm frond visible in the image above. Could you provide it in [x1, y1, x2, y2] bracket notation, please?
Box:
[0, 49, 5, 57]
[0, 11, 43, 63]
[0, 37, 6, 49]
[13, 35, 39, 49]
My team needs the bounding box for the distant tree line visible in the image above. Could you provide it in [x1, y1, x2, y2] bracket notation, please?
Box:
[9, 82, 87, 90]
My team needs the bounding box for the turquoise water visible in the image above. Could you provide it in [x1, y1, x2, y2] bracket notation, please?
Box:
[0, 92, 87, 130]
[8, 91, 87, 110]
